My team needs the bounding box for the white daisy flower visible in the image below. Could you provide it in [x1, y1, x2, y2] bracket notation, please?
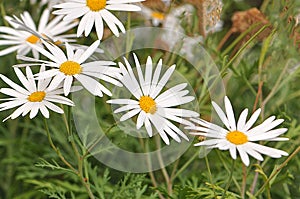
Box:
[15, 40, 122, 97]
[140, 5, 165, 26]
[0, 66, 76, 121]
[107, 54, 199, 145]
[187, 96, 289, 166]
[53, 0, 144, 40]
[0, 9, 78, 59]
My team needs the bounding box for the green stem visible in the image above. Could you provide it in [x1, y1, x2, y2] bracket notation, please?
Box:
[61, 105, 81, 161]
[43, 118, 77, 173]
[143, 139, 165, 199]
[221, 23, 262, 56]
[83, 122, 118, 158]
[155, 136, 172, 196]
[208, 24, 271, 100]
[173, 151, 198, 180]
[62, 106, 95, 199]
[254, 146, 300, 197]
[261, 60, 290, 108]
[6, 120, 18, 198]
[216, 151, 241, 192]
[170, 158, 180, 182]
[0, 1, 9, 27]
[260, 0, 271, 12]
[221, 24, 270, 75]
[205, 155, 217, 199]
[78, 159, 95, 199]
[221, 159, 236, 199]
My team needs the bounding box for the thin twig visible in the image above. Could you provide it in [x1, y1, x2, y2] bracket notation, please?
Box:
[241, 164, 247, 199]
[221, 24, 270, 74]
[254, 146, 300, 197]
[249, 161, 260, 194]
[43, 118, 77, 173]
[217, 29, 234, 51]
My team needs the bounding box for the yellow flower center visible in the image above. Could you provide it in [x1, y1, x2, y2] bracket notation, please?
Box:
[26, 34, 40, 44]
[86, 0, 106, 11]
[139, 96, 157, 114]
[59, 61, 82, 76]
[27, 91, 46, 102]
[151, 12, 165, 20]
[226, 130, 248, 145]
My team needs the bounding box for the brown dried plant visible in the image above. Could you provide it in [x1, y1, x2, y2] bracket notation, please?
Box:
[217, 8, 272, 51]
[291, 28, 300, 49]
[183, 0, 222, 37]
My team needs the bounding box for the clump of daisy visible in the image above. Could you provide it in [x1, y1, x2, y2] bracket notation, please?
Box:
[15, 40, 122, 97]
[107, 53, 199, 145]
[53, 0, 144, 40]
[0, 66, 78, 121]
[0, 9, 78, 59]
[187, 96, 289, 166]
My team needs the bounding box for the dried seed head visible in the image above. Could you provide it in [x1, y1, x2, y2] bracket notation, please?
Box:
[231, 8, 272, 40]
[184, 0, 223, 37]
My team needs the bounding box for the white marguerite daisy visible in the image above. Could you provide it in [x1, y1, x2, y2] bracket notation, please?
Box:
[15, 40, 122, 97]
[140, 5, 165, 26]
[0, 9, 78, 59]
[107, 54, 199, 145]
[0, 66, 77, 121]
[53, 0, 144, 40]
[187, 96, 289, 166]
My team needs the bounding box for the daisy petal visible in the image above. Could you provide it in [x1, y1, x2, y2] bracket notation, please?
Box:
[229, 145, 237, 159]
[242, 108, 261, 132]
[212, 101, 231, 130]
[120, 108, 140, 121]
[136, 111, 146, 129]
[144, 116, 153, 137]
[224, 96, 236, 130]
[237, 108, 248, 131]
[237, 145, 250, 166]
[77, 40, 100, 64]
